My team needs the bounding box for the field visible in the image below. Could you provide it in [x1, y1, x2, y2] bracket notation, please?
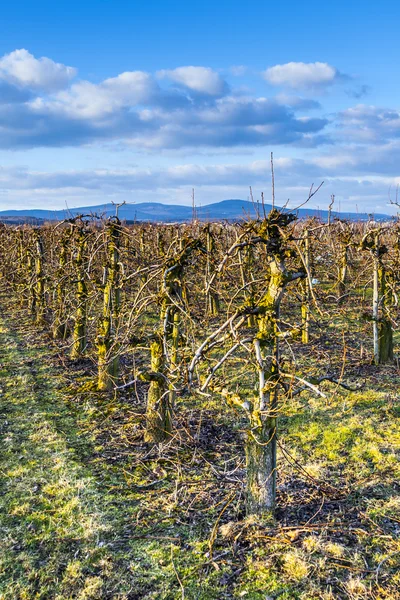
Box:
[0, 213, 399, 599]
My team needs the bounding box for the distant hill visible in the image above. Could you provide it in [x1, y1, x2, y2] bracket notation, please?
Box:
[0, 199, 392, 224]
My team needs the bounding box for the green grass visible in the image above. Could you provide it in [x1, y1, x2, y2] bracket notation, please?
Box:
[0, 300, 400, 599]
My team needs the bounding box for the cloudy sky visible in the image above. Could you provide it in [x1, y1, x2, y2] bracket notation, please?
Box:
[1, 0, 400, 214]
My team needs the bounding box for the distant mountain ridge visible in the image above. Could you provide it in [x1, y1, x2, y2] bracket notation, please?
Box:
[0, 199, 392, 223]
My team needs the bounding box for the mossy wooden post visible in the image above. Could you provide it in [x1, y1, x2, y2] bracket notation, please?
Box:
[53, 231, 69, 339]
[361, 228, 392, 364]
[205, 224, 219, 316]
[170, 310, 180, 380]
[247, 263, 281, 516]
[17, 230, 32, 308]
[33, 230, 45, 324]
[144, 336, 170, 442]
[338, 243, 349, 299]
[238, 245, 256, 327]
[97, 219, 121, 390]
[372, 231, 380, 364]
[245, 211, 301, 516]
[378, 308, 393, 364]
[17, 230, 27, 307]
[71, 226, 88, 360]
[139, 229, 145, 254]
[26, 245, 37, 315]
[337, 223, 353, 303]
[190, 213, 302, 516]
[145, 238, 202, 443]
[157, 230, 165, 257]
[378, 244, 393, 364]
[301, 228, 310, 344]
[145, 260, 180, 443]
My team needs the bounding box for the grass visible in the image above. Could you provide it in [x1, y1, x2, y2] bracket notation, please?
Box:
[0, 295, 400, 599]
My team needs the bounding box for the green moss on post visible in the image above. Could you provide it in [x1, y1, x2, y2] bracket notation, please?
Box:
[338, 244, 348, 300]
[301, 228, 310, 344]
[144, 337, 171, 443]
[53, 233, 69, 339]
[245, 420, 277, 516]
[361, 229, 393, 365]
[238, 245, 256, 328]
[71, 227, 88, 360]
[247, 271, 281, 516]
[145, 238, 202, 441]
[27, 248, 36, 315]
[17, 231, 27, 308]
[205, 225, 220, 317]
[97, 220, 121, 390]
[33, 230, 45, 325]
[378, 264, 393, 364]
[243, 210, 302, 517]
[378, 319, 393, 364]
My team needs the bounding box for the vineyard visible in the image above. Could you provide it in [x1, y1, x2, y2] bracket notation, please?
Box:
[0, 210, 399, 599]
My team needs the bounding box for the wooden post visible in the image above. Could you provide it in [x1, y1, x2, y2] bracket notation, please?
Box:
[301, 228, 310, 344]
[97, 220, 121, 390]
[71, 226, 88, 360]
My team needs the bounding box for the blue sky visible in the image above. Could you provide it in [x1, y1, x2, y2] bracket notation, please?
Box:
[0, 0, 400, 213]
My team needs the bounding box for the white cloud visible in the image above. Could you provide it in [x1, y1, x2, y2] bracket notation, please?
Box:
[0, 49, 76, 92]
[263, 61, 339, 89]
[36, 71, 158, 119]
[157, 66, 227, 95]
[0, 51, 331, 150]
[102, 71, 158, 104]
[0, 81, 328, 149]
[337, 104, 400, 143]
